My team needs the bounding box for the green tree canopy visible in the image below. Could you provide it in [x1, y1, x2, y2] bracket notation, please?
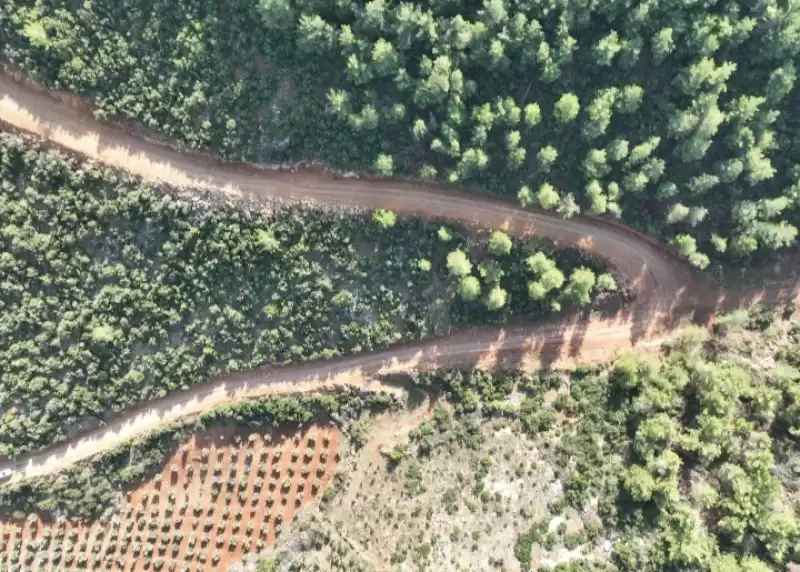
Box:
[447, 250, 473, 277]
[459, 275, 481, 300]
[485, 285, 507, 310]
[488, 230, 512, 256]
[554, 93, 580, 124]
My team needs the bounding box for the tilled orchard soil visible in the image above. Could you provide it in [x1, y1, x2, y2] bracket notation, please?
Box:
[0, 425, 341, 571]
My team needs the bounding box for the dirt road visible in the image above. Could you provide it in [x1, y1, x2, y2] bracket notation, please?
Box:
[0, 73, 795, 480]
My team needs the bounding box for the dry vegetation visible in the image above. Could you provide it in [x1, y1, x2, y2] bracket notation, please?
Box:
[260, 307, 800, 572]
[269, 402, 612, 572]
[0, 425, 341, 572]
[338, 420, 606, 571]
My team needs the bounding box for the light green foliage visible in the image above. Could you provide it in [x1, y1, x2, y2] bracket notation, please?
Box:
[478, 260, 504, 283]
[563, 267, 596, 305]
[524, 103, 541, 127]
[447, 250, 473, 277]
[297, 14, 335, 54]
[606, 139, 629, 162]
[557, 193, 581, 219]
[584, 148, 610, 179]
[488, 230, 512, 256]
[458, 276, 481, 300]
[711, 234, 728, 253]
[669, 234, 710, 269]
[420, 164, 438, 180]
[554, 93, 580, 123]
[667, 203, 690, 224]
[21, 19, 48, 48]
[594, 30, 622, 67]
[537, 182, 560, 210]
[526, 252, 566, 301]
[374, 153, 394, 176]
[406, 312, 800, 572]
[510, 310, 800, 572]
[417, 258, 432, 272]
[527, 281, 548, 301]
[255, 229, 280, 252]
[610, 315, 800, 571]
[652, 27, 675, 64]
[537, 145, 558, 170]
[585, 180, 608, 214]
[485, 285, 507, 310]
[412, 118, 428, 141]
[91, 325, 117, 343]
[518, 185, 534, 207]
[372, 208, 397, 228]
[595, 273, 617, 292]
[618, 85, 644, 113]
[256, 558, 281, 572]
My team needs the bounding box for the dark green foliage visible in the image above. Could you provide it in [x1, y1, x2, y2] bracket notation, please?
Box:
[0, 133, 448, 456]
[515, 519, 548, 570]
[4, 0, 800, 265]
[0, 132, 611, 457]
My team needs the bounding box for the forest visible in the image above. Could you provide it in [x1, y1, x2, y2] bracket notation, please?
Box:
[2, 0, 800, 268]
[0, 131, 613, 458]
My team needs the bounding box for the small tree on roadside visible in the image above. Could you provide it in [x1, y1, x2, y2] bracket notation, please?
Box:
[374, 154, 394, 176]
[459, 276, 481, 300]
[488, 230, 512, 255]
[372, 208, 397, 228]
[485, 285, 508, 310]
[563, 267, 597, 305]
[447, 250, 473, 277]
[596, 273, 617, 292]
[479, 260, 504, 283]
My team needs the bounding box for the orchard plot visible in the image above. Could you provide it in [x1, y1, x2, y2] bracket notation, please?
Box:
[0, 426, 341, 571]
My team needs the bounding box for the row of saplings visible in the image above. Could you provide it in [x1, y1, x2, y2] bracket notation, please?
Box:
[1, 431, 335, 571]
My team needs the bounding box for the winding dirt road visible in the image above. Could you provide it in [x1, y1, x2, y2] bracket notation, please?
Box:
[0, 72, 796, 480]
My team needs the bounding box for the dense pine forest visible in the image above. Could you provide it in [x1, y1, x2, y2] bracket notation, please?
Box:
[0, 131, 612, 458]
[2, 0, 800, 267]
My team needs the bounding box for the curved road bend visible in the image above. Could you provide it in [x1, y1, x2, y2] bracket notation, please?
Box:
[0, 73, 793, 480]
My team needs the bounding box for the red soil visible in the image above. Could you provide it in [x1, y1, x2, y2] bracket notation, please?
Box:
[0, 425, 341, 571]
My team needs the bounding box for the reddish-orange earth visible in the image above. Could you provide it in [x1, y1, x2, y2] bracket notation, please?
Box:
[0, 68, 799, 482]
[0, 426, 341, 571]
